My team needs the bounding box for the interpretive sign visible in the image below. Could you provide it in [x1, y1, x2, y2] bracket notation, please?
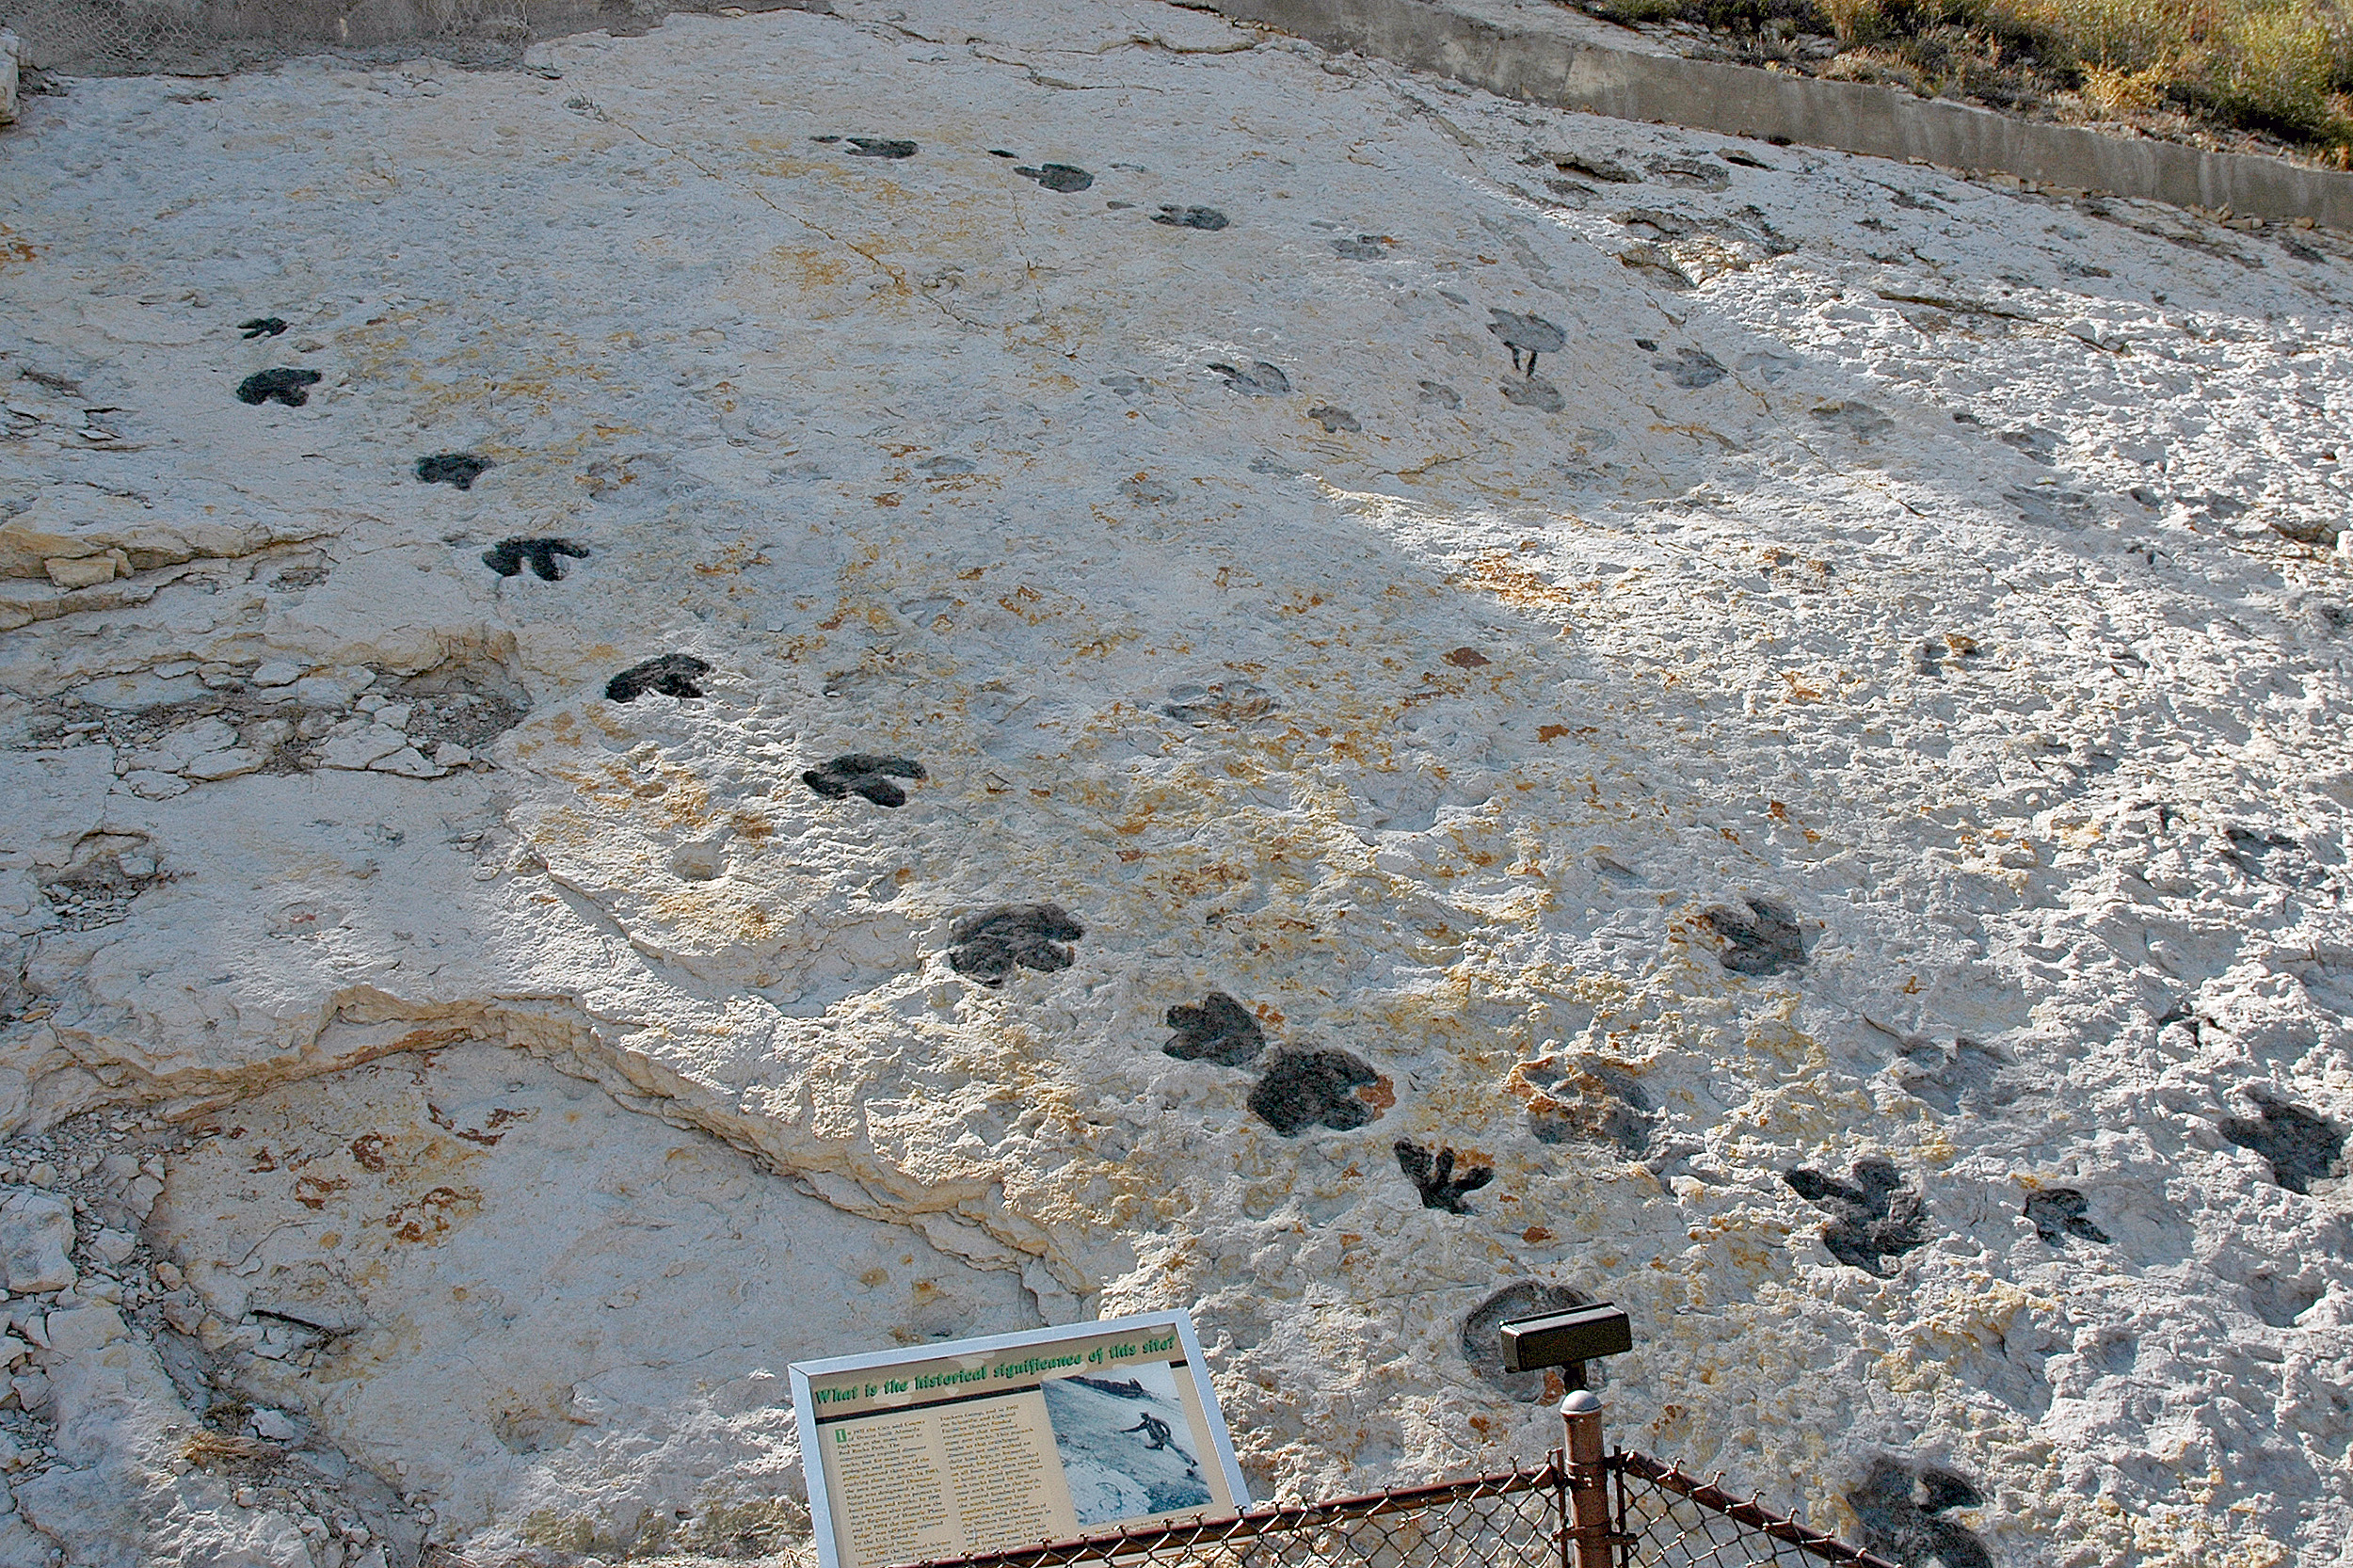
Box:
[791, 1310, 1249, 1568]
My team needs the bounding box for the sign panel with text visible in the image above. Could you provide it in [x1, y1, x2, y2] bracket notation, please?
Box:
[791, 1311, 1248, 1568]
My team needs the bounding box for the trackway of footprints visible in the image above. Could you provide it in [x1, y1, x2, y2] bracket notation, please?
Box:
[191, 99, 2348, 1562]
[213, 120, 2353, 1298]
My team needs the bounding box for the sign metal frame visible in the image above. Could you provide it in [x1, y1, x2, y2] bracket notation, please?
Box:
[791, 1309, 1250, 1568]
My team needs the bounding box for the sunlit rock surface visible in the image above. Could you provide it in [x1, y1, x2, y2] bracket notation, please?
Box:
[1, 2, 2350, 1562]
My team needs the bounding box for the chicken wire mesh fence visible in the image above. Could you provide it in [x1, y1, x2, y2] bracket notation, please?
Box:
[894, 1452, 1896, 1568]
[2, 0, 533, 76]
[6, 0, 221, 75]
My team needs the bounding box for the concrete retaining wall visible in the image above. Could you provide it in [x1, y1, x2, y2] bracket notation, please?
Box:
[1191, 0, 2353, 227]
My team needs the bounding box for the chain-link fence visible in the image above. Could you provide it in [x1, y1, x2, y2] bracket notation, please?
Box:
[1613, 1453, 1897, 1568]
[897, 1450, 1896, 1568]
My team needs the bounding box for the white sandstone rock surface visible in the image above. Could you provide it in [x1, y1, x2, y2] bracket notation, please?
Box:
[0, 2, 2350, 1564]
[0, 1189, 72, 1294]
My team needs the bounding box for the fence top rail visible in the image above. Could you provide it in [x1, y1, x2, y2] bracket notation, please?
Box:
[893, 1457, 1564, 1568]
[1613, 1450, 1900, 1568]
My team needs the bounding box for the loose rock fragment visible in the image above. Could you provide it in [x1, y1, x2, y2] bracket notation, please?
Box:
[1332, 233, 1392, 260]
[844, 137, 917, 158]
[1394, 1141, 1492, 1213]
[1163, 992, 1265, 1066]
[238, 316, 288, 339]
[2219, 1091, 2345, 1193]
[1307, 405, 1359, 432]
[1703, 897, 1805, 975]
[1847, 1460, 1993, 1568]
[1786, 1158, 1927, 1275]
[2023, 1188, 2109, 1245]
[802, 753, 926, 808]
[234, 368, 321, 407]
[948, 903, 1084, 985]
[1247, 1048, 1382, 1136]
[417, 453, 492, 490]
[604, 654, 711, 702]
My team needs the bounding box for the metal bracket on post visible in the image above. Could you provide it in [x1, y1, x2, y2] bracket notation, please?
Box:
[1561, 1390, 1613, 1568]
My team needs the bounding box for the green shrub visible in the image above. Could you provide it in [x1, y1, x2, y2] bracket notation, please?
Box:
[1577, 0, 2353, 149]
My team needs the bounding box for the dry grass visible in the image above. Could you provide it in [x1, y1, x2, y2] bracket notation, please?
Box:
[1575, 0, 2353, 157]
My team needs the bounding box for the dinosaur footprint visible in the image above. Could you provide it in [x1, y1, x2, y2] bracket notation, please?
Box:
[1153, 205, 1228, 231]
[1163, 992, 1265, 1066]
[235, 369, 321, 407]
[482, 537, 590, 581]
[1209, 361, 1289, 396]
[1395, 1141, 1493, 1213]
[1703, 897, 1805, 975]
[418, 453, 493, 489]
[1786, 1157, 1927, 1275]
[604, 654, 711, 702]
[803, 754, 926, 808]
[1016, 163, 1093, 192]
[948, 903, 1084, 985]
[1248, 1048, 1385, 1136]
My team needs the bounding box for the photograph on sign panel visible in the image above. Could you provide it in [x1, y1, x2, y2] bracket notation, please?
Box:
[1038, 1364, 1213, 1526]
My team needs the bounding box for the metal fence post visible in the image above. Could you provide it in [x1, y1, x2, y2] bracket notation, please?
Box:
[1561, 1390, 1611, 1568]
